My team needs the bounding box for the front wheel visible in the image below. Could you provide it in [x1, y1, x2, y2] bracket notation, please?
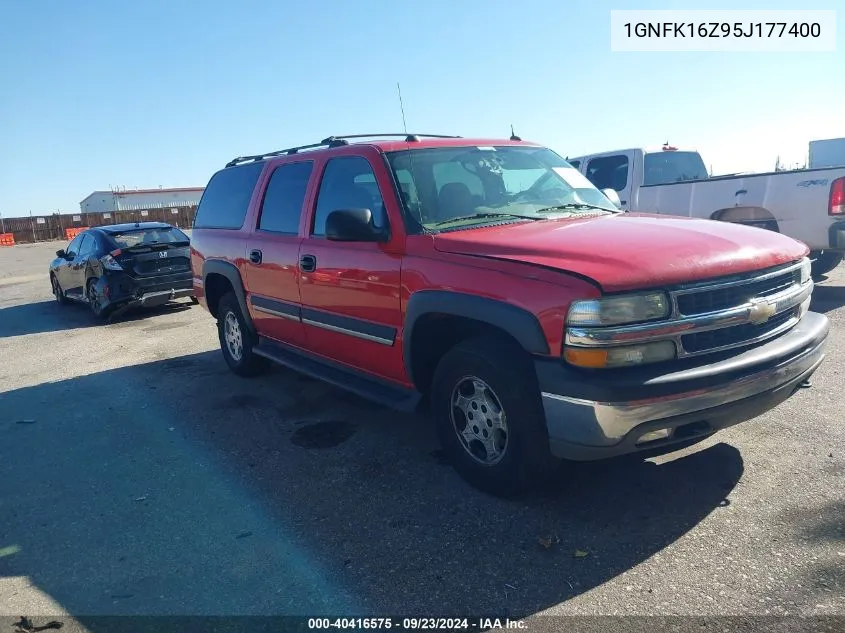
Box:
[430, 337, 558, 497]
[52, 275, 69, 305]
[217, 292, 268, 377]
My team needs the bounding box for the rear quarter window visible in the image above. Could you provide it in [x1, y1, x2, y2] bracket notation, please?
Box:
[194, 162, 265, 229]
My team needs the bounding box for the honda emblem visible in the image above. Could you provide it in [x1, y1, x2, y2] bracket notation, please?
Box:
[158, 251, 168, 259]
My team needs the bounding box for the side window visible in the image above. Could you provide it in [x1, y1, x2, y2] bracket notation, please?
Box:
[585, 155, 629, 192]
[194, 161, 265, 229]
[568, 160, 581, 169]
[258, 161, 313, 234]
[312, 157, 385, 237]
[66, 235, 84, 257]
[77, 234, 95, 257]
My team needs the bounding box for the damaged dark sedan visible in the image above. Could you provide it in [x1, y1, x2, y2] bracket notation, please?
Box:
[49, 222, 196, 319]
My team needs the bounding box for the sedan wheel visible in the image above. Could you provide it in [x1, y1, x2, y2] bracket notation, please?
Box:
[52, 276, 68, 305]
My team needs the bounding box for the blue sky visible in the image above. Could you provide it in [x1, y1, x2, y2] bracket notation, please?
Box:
[0, 0, 842, 215]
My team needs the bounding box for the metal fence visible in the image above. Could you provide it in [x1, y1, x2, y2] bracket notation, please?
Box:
[0, 206, 198, 244]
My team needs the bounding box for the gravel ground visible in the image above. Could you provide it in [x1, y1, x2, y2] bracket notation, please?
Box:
[0, 240, 843, 631]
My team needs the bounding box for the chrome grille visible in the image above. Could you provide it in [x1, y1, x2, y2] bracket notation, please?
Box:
[680, 306, 798, 353]
[565, 258, 813, 360]
[676, 268, 801, 316]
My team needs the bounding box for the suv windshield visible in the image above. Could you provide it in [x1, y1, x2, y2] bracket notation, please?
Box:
[643, 151, 708, 185]
[110, 226, 190, 248]
[386, 146, 618, 231]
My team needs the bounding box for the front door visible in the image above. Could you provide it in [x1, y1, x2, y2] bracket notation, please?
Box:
[67, 233, 96, 298]
[297, 153, 404, 383]
[56, 233, 85, 298]
[243, 159, 314, 348]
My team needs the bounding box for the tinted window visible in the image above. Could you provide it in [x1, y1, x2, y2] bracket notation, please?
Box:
[110, 226, 190, 248]
[258, 161, 313, 234]
[568, 160, 581, 169]
[312, 157, 385, 236]
[66, 234, 84, 257]
[643, 151, 708, 185]
[585, 155, 629, 192]
[194, 162, 265, 229]
[77, 234, 95, 257]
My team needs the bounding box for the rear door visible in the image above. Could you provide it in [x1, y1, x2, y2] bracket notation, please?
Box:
[242, 159, 314, 348]
[584, 152, 633, 210]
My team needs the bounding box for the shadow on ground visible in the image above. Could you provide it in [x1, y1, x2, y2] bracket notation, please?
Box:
[0, 299, 194, 338]
[810, 283, 845, 314]
[0, 351, 743, 625]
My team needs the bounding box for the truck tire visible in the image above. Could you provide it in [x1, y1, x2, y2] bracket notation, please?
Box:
[217, 291, 268, 377]
[430, 336, 558, 497]
[811, 251, 843, 279]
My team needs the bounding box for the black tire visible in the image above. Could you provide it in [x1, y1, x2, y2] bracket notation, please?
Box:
[87, 278, 109, 319]
[811, 251, 843, 279]
[217, 291, 268, 377]
[430, 336, 558, 497]
[51, 274, 69, 305]
[190, 296, 200, 305]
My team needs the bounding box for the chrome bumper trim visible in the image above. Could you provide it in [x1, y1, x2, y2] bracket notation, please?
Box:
[541, 335, 825, 450]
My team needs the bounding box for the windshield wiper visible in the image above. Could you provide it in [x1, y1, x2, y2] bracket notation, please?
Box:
[535, 203, 620, 214]
[430, 212, 541, 227]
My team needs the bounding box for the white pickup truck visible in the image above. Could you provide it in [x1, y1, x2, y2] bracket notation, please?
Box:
[566, 145, 845, 277]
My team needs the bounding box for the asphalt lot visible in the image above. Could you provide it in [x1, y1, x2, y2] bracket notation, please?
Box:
[1, 240, 844, 629]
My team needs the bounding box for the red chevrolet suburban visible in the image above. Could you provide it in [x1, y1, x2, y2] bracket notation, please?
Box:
[190, 133, 829, 496]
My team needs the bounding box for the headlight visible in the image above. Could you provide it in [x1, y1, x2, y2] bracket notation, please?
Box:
[564, 340, 676, 368]
[800, 257, 811, 285]
[567, 291, 670, 327]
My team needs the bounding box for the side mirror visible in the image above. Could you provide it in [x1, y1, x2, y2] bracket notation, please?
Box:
[56, 249, 67, 258]
[601, 188, 623, 210]
[325, 208, 385, 242]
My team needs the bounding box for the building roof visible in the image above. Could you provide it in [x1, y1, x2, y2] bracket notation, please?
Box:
[79, 187, 205, 204]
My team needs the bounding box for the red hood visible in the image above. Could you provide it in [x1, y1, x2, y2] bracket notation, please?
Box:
[432, 213, 809, 293]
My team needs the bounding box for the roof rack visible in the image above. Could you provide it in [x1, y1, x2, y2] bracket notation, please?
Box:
[225, 133, 462, 168]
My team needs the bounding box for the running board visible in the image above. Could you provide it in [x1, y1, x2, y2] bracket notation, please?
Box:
[253, 337, 422, 412]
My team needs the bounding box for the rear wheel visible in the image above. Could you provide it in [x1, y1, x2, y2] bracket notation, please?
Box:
[217, 292, 268, 377]
[430, 336, 558, 497]
[51, 275, 69, 305]
[87, 278, 109, 319]
[811, 251, 843, 279]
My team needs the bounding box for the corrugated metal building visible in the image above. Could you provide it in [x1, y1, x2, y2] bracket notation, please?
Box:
[80, 186, 205, 213]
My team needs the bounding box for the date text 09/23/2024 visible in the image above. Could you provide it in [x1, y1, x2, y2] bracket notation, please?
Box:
[307, 618, 526, 630]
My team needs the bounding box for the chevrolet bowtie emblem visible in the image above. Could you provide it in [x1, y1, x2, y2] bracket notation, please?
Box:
[748, 298, 777, 324]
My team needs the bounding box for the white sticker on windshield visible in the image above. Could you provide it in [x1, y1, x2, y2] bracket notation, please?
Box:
[476, 146, 497, 151]
[553, 167, 595, 190]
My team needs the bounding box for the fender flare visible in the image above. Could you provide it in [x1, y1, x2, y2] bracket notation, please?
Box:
[403, 290, 550, 385]
[202, 259, 255, 335]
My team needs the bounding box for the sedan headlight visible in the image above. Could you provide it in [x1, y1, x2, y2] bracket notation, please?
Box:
[564, 341, 676, 369]
[567, 291, 670, 327]
[800, 257, 811, 285]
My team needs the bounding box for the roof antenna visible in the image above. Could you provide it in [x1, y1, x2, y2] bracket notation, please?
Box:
[396, 82, 408, 135]
[510, 125, 521, 141]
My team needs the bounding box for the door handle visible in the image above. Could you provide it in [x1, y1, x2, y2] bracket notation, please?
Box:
[249, 249, 262, 265]
[300, 254, 317, 272]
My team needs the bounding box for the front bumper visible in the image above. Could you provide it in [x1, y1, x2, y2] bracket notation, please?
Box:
[537, 311, 829, 461]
